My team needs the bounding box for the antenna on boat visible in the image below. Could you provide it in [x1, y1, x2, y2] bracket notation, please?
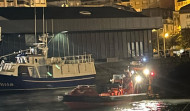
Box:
[43, 7, 45, 35]
[34, 7, 37, 43]
[62, 34, 65, 57]
[51, 19, 54, 36]
[52, 19, 54, 57]
[67, 34, 69, 56]
[0, 27, 1, 41]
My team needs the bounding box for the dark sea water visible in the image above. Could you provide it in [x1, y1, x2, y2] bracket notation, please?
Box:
[0, 89, 190, 111]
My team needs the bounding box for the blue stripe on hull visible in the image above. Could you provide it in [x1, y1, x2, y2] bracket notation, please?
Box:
[0, 74, 95, 90]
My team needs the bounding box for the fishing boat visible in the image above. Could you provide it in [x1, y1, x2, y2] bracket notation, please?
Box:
[0, 34, 96, 91]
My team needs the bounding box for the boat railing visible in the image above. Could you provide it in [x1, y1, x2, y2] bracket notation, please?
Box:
[62, 54, 94, 64]
[0, 60, 16, 72]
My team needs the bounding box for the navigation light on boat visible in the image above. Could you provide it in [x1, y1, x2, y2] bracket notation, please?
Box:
[150, 72, 155, 77]
[47, 72, 52, 76]
[143, 68, 150, 76]
[55, 64, 61, 70]
[135, 75, 142, 83]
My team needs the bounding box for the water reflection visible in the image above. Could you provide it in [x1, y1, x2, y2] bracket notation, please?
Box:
[113, 99, 190, 111]
[0, 89, 190, 111]
[113, 100, 166, 111]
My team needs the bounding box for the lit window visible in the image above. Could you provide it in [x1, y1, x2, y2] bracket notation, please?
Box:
[150, 0, 154, 3]
[136, 8, 142, 12]
[186, 21, 190, 27]
[70, 2, 73, 6]
[136, 2, 140, 5]
[143, 1, 147, 4]
[79, 11, 91, 15]
[41, 0, 45, 3]
[187, 14, 190, 19]
[36, 0, 40, 3]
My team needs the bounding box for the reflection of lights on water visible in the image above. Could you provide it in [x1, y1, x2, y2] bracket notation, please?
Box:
[113, 100, 166, 111]
[113, 99, 190, 111]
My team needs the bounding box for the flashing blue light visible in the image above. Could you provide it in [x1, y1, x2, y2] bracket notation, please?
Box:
[142, 57, 146, 62]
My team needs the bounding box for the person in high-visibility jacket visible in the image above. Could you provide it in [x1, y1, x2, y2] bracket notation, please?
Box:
[122, 72, 134, 94]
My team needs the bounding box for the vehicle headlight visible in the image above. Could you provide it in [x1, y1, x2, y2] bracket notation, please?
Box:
[135, 75, 142, 83]
[131, 70, 135, 75]
[143, 68, 150, 76]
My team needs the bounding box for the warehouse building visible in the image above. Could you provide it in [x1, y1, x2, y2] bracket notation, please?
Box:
[0, 7, 162, 60]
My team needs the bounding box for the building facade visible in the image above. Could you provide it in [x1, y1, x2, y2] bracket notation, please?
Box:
[173, 11, 180, 34]
[130, 0, 174, 12]
[142, 8, 174, 36]
[0, 7, 162, 60]
[0, 0, 46, 7]
[179, 4, 190, 29]
[175, 0, 190, 11]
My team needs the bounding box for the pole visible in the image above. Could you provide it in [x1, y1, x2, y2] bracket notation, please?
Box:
[73, 42, 74, 56]
[4, 0, 7, 7]
[14, 0, 17, 7]
[51, 19, 54, 35]
[148, 76, 152, 95]
[67, 35, 69, 56]
[34, 7, 36, 43]
[46, 20, 47, 34]
[52, 19, 54, 57]
[63, 35, 65, 57]
[163, 37, 166, 58]
[157, 30, 160, 57]
[58, 34, 60, 57]
[43, 7, 45, 35]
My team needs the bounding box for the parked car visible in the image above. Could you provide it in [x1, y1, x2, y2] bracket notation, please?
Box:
[181, 50, 190, 57]
[153, 52, 159, 58]
[158, 50, 170, 57]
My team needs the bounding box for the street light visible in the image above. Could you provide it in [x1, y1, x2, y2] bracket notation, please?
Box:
[163, 33, 169, 58]
[165, 33, 169, 38]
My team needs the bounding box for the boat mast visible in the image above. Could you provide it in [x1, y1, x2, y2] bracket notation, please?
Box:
[34, 7, 37, 43]
[37, 7, 48, 59]
[43, 7, 45, 35]
[42, 7, 48, 58]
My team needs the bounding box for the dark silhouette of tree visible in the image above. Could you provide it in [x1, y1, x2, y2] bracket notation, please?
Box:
[167, 34, 180, 49]
[179, 28, 190, 49]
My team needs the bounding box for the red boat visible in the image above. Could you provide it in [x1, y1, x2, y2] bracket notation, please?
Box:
[62, 86, 148, 109]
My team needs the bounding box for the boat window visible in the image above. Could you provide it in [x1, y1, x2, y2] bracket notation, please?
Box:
[35, 59, 38, 63]
[38, 66, 53, 78]
[18, 66, 30, 77]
